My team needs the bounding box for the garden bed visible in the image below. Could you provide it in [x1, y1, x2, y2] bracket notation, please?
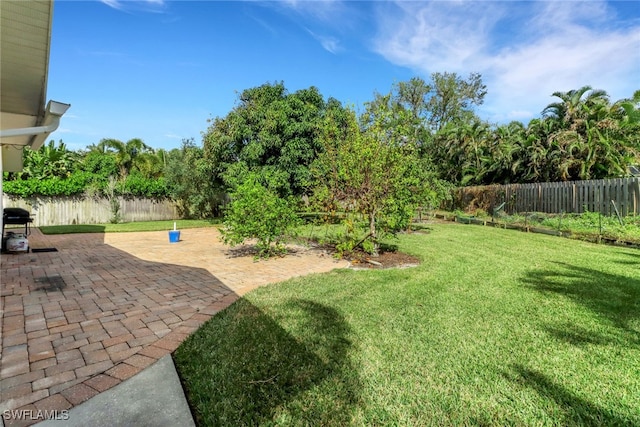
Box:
[346, 249, 420, 269]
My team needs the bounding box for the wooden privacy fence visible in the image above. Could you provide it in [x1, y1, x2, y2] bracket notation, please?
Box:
[454, 178, 640, 216]
[2, 195, 179, 226]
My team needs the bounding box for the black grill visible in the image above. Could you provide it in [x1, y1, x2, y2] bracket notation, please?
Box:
[2, 207, 33, 238]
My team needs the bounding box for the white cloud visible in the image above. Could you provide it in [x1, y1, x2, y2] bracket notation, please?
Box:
[100, 0, 166, 13]
[100, 0, 123, 10]
[278, 0, 346, 23]
[268, 0, 352, 53]
[373, 1, 506, 73]
[505, 110, 535, 121]
[306, 28, 342, 54]
[371, 0, 640, 124]
[249, 14, 279, 36]
[486, 26, 640, 121]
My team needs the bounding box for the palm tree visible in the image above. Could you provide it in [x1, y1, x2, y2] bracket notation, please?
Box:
[538, 86, 637, 180]
[458, 120, 491, 185]
[489, 121, 526, 184]
[542, 85, 609, 129]
[97, 138, 154, 178]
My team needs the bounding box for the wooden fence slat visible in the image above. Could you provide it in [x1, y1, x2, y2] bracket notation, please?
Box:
[2, 195, 179, 226]
[631, 179, 640, 215]
[604, 180, 610, 216]
[595, 180, 602, 215]
[622, 178, 628, 216]
[454, 177, 640, 216]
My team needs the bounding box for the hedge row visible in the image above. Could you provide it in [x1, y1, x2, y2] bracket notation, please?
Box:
[3, 173, 171, 198]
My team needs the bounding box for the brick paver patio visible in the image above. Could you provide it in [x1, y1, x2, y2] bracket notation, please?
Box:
[1, 227, 348, 426]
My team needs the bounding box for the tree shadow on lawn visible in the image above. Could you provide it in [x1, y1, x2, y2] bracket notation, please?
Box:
[174, 298, 362, 426]
[613, 251, 640, 266]
[504, 364, 638, 426]
[522, 262, 640, 347]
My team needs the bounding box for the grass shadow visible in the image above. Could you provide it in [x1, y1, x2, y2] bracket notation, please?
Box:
[174, 297, 362, 426]
[505, 364, 638, 426]
[39, 224, 107, 234]
[522, 262, 640, 346]
[543, 322, 619, 347]
[614, 251, 640, 266]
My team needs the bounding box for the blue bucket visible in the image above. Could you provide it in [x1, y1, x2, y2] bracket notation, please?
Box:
[169, 230, 180, 243]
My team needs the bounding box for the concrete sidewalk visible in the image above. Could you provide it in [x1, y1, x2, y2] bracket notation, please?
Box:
[35, 355, 194, 427]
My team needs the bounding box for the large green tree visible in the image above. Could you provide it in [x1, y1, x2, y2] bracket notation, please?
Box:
[390, 73, 487, 134]
[428, 72, 487, 132]
[204, 82, 336, 197]
[313, 100, 445, 256]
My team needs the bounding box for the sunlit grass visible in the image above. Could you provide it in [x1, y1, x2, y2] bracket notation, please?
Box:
[175, 223, 640, 426]
[39, 219, 219, 234]
[448, 209, 640, 243]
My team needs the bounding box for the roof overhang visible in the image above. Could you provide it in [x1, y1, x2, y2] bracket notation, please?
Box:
[0, 0, 69, 172]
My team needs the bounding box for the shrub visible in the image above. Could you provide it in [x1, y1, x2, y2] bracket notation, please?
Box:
[220, 174, 300, 258]
[118, 174, 170, 198]
[3, 172, 92, 197]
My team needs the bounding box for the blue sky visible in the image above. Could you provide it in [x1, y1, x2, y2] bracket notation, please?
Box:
[47, 0, 640, 151]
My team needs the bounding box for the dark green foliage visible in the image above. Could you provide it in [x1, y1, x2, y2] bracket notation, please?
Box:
[3, 171, 171, 199]
[90, 138, 158, 179]
[163, 138, 225, 218]
[118, 174, 170, 198]
[79, 151, 119, 180]
[204, 82, 335, 197]
[429, 86, 640, 185]
[220, 174, 301, 258]
[3, 138, 171, 199]
[12, 140, 80, 180]
[3, 172, 92, 197]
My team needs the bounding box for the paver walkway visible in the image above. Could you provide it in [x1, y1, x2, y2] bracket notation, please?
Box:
[1, 227, 349, 426]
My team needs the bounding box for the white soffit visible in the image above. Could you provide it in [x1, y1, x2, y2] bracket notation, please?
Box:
[0, 0, 54, 150]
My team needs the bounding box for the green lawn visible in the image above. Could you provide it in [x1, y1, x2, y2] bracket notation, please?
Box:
[174, 223, 640, 426]
[38, 219, 219, 234]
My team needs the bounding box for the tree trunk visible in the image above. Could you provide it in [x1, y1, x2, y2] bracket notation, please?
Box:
[369, 210, 379, 257]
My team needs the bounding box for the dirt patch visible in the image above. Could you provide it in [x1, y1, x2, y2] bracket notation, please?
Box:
[345, 249, 421, 270]
[224, 237, 421, 269]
